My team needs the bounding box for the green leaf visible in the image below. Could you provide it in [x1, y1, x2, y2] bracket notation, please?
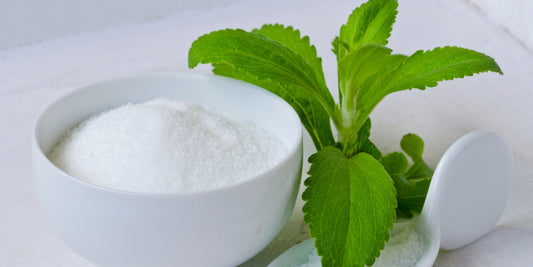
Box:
[400, 133, 424, 160]
[336, 44, 404, 142]
[381, 152, 430, 218]
[401, 133, 433, 180]
[380, 151, 408, 174]
[338, 45, 393, 107]
[337, 45, 502, 147]
[404, 160, 433, 181]
[340, 119, 382, 158]
[357, 119, 382, 159]
[253, 24, 326, 86]
[334, 0, 398, 60]
[383, 46, 503, 93]
[395, 174, 431, 218]
[188, 28, 336, 150]
[355, 53, 407, 110]
[380, 134, 433, 217]
[303, 147, 397, 266]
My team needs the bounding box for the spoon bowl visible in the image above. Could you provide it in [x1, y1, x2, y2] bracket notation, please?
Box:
[414, 129, 513, 266]
[413, 214, 440, 267]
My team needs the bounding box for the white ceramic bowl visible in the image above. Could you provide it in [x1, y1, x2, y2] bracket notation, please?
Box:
[32, 73, 303, 267]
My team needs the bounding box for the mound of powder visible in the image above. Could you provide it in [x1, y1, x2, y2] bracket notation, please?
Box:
[371, 224, 425, 267]
[48, 98, 287, 193]
[295, 223, 424, 267]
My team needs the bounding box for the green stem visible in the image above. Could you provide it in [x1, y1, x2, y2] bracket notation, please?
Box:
[336, 94, 368, 156]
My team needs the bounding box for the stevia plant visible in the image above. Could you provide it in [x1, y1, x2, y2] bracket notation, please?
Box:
[188, 0, 502, 265]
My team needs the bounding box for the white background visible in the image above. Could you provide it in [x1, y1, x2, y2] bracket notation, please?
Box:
[1, 0, 532, 266]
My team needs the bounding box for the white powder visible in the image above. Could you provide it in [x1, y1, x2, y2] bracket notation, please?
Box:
[295, 224, 424, 267]
[372, 225, 425, 267]
[294, 251, 321, 267]
[48, 98, 287, 193]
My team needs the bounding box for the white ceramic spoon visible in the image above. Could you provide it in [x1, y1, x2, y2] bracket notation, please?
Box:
[269, 130, 513, 267]
[415, 130, 513, 266]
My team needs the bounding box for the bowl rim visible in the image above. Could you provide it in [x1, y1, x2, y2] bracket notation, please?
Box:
[33, 72, 303, 197]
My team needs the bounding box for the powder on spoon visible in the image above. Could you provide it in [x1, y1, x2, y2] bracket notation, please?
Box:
[48, 98, 287, 193]
[371, 224, 425, 267]
[295, 222, 425, 267]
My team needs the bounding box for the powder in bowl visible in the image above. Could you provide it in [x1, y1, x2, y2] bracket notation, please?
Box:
[48, 98, 287, 193]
